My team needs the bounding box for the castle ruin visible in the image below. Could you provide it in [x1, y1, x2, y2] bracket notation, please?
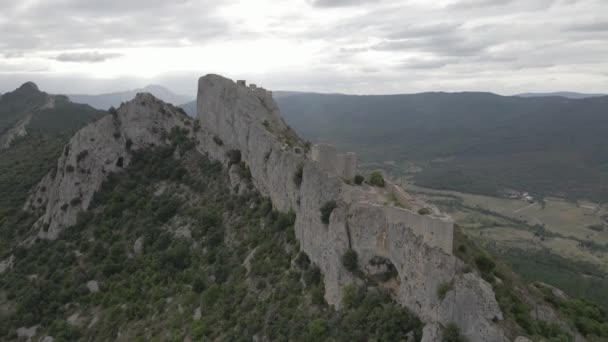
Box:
[311, 144, 357, 181]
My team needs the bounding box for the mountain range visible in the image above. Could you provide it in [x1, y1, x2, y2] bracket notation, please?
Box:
[1, 79, 607, 341]
[67, 85, 193, 111]
[272, 91, 608, 202]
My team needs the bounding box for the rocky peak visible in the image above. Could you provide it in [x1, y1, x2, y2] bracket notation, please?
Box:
[16, 81, 40, 94]
[24, 92, 194, 239]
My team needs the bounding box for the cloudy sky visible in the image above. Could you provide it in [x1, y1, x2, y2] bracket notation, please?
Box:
[1, 0, 607, 96]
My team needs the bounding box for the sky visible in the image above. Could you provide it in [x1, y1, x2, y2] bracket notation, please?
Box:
[0, 0, 607, 96]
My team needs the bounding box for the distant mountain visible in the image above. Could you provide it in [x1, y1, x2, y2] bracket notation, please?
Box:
[276, 91, 608, 202]
[68, 85, 193, 110]
[1, 82, 104, 149]
[515, 92, 606, 99]
[179, 100, 197, 117]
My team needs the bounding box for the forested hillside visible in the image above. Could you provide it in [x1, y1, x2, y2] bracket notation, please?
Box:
[276, 92, 608, 201]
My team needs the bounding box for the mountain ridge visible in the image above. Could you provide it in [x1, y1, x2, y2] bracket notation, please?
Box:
[67, 85, 193, 111]
[1, 77, 605, 341]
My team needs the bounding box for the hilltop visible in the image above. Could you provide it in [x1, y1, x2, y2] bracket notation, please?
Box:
[0, 77, 606, 341]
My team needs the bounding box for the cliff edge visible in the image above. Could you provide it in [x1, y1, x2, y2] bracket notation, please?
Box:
[195, 74, 507, 341]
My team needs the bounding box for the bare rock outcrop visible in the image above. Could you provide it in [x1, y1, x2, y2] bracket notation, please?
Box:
[195, 75, 508, 341]
[24, 93, 193, 239]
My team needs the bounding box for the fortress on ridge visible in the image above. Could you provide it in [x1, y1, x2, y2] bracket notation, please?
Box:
[25, 74, 508, 342]
[196, 75, 506, 341]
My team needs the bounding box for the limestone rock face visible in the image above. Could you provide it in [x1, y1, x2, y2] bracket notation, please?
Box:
[25, 93, 193, 239]
[195, 74, 508, 342]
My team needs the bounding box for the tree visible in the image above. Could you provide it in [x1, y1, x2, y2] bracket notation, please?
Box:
[320, 200, 337, 224]
[354, 174, 364, 185]
[342, 249, 358, 272]
[369, 171, 385, 187]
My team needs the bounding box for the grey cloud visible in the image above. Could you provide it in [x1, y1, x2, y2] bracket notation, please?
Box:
[309, 0, 382, 8]
[387, 23, 461, 40]
[373, 35, 491, 56]
[54, 51, 122, 63]
[0, 0, 236, 53]
[447, 0, 516, 10]
[398, 58, 453, 70]
[568, 20, 608, 32]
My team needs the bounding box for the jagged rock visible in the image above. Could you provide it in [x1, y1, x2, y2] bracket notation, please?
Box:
[193, 307, 202, 321]
[133, 236, 144, 255]
[421, 323, 442, 342]
[16, 325, 38, 341]
[86, 280, 100, 293]
[514, 337, 532, 342]
[0, 254, 14, 274]
[22, 74, 508, 342]
[25, 93, 193, 239]
[530, 304, 558, 322]
[195, 74, 508, 341]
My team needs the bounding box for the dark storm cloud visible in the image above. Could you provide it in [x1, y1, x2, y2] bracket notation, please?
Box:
[54, 51, 123, 63]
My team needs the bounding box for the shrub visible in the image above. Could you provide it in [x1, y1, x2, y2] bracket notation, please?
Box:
[212, 135, 223, 146]
[65, 164, 75, 173]
[295, 251, 311, 270]
[354, 174, 364, 185]
[369, 171, 385, 187]
[475, 255, 496, 276]
[437, 281, 452, 300]
[76, 150, 89, 163]
[342, 249, 358, 272]
[304, 265, 322, 286]
[320, 200, 337, 224]
[443, 323, 466, 342]
[227, 149, 241, 166]
[417, 207, 432, 215]
[294, 164, 304, 188]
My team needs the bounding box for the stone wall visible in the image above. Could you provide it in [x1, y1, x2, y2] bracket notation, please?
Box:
[311, 143, 357, 181]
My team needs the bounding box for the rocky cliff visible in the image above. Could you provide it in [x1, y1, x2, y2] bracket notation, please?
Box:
[195, 75, 507, 341]
[25, 93, 193, 239]
[25, 75, 507, 341]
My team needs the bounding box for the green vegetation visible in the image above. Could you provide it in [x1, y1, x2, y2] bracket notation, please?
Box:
[342, 249, 358, 272]
[0, 134, 67, 251]
[0, 129, 424, 340]
[418, 207, 432, 215]
[354, 174, 364, 185]
[369, 171, 385, 187]
[277, 92, 608, 202]
[320, 200, 337, 224]
[443, 323, 467, 342]
[414, 186, 608, 311]
[453, 227, 608, 341]
[437, 282, 452, 301]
